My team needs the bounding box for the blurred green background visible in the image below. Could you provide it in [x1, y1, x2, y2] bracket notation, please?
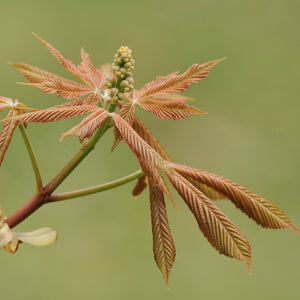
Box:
[0, 0, 299, 299]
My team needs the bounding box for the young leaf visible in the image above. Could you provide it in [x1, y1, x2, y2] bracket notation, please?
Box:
[0, 103, 10, 114]
[52, 93, 100, 108]
[10, 63, 87, 87]
[132, 174, 148, 197]
[111, 113, 164, 168]
[0, 109, 19, 167]
[132, 116, 171, 161]
[137, 98, 205, 120]
[130, 116, 172, 196]
[78, 48, 105, 88]
[112, 113, 173, 201]
[170, 163, 298, 233]
[111, 102, 136, 152]
[139, 59, 225, 98]
[26, 78, 92, 99]
[183, 175, 227, 200]
[0, 96, 14, 102]
[149, 180, 176, 287]
[81, 93, 100, 106]
[12, 105, 99, 123]
[149, 93, 194, 102]
[164, 168, 252, 270]
[33, 34, 96, 88]
[60, 109, 109, 142]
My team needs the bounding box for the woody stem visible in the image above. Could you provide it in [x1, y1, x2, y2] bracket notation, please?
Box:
[5, 117, 111, 229]
[43, 118, 110, 194]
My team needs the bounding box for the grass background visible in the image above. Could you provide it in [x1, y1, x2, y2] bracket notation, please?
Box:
[0, 0, 299, 299]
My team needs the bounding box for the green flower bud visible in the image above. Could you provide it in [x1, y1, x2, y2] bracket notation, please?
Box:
[124, 62, 132, 69]
[106, 75, 116, 84]
[106, 82, 112, 88]
[110, 88, 119, 96]
[120, 80, 129, 88]
[112, 65, 119, 73]
[115, 57, 122, 65]
[121, 53, 128, 59]
[127, 77, 134, 84]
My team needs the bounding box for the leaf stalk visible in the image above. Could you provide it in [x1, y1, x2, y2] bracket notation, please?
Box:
[47, 169, 144, 202]
[18, 123, 43, 192]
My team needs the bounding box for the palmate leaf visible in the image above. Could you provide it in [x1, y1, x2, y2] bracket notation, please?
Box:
[111, 113, 164, 168]
[10, 63, 87, 87]
[184, 175, 228, 200]
[170, 163, 298, 233]
[0, 109, 19, 167]
[60, 108, 109, 142]
[126, 59, 223, 120]
[78, 48, 105, 88]
[149, 93, 194, 102]
[80, 93, 100, 106]
[50, 95, 95, 109]
[32, 33, 96, 88]
[12, 105, 99, 123]
[11, 36, 111, 104]
[52, 94, 100, 109]
[138, 58, 225, 98]
[164, 168, 252, 270]
[149, 179, 176, 287]
[25, 79, 92, 100]
[113, 111, 250, 270]
[10, 63, 93, 100]
[131, 116, 171, 196]
[112, 113, 174, 203]
[137, 98, 205, 120]
[132, 116, 171, 161]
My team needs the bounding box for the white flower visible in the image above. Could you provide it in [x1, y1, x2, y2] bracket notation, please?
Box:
[0, 206, 57, 253]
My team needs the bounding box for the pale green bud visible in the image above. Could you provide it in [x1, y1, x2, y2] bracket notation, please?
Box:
[120, 80, 129, 88]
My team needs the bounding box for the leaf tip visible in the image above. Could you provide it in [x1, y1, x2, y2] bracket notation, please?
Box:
[164, 276, 170, 289]
[110, 141, 119, 153]
[291, 223, 299, 235]
[32, 32, 39, 40]
[32, 33, 47, 46]
[59, 134, 66, 142]
[246, 262, 252, 274]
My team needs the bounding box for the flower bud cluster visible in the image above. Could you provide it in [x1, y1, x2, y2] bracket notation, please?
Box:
[106, 46, 134, 102]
